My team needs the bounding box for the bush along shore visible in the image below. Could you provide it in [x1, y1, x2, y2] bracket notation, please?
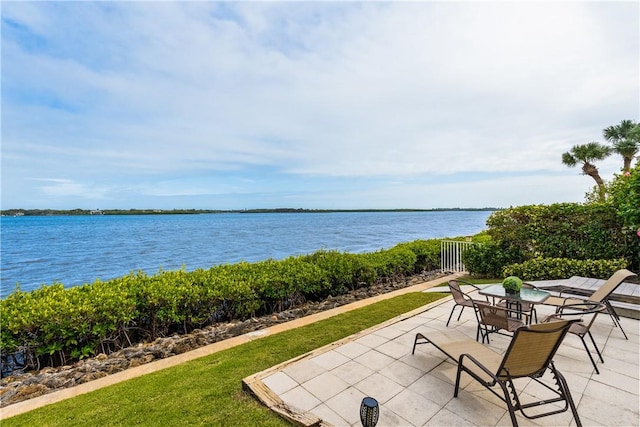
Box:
[1, 239, 452, 379]
[0, 270, 446, 407]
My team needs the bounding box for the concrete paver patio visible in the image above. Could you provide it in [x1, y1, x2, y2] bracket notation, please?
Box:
[248, 288, 640, 426]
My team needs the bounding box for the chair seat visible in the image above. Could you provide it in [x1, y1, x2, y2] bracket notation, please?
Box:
[414, 331, 502, 383]
[569, 322, 589, 336]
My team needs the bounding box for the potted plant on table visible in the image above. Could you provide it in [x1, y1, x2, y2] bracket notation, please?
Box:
[502, 276, 523, 296]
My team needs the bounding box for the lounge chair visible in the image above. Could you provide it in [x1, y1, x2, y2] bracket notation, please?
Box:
[541, 269, 637, 339]
[412, 319, 582, 427]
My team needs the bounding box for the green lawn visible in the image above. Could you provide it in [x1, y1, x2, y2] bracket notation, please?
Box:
[4, 291, 448, 426]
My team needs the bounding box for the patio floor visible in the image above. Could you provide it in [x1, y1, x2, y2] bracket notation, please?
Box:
[246, 288, 640, 426]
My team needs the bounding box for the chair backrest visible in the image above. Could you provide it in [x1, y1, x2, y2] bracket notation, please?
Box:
[588, 269, 637, 303]
[498, 319, 578, 379]
[476, 301, 511, 330]
[448, 279, 469, 305]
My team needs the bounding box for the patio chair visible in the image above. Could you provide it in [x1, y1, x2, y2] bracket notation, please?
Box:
[542, 269, 637, 339]
[445, 279, 488, 327]
[474, 300, 525, 344]
[412, 319, 582, 427]
[542, 301, 606, 374]
[496, 282, 539, 324]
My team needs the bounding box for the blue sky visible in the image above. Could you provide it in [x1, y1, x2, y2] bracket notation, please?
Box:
[2, 1, 638, 210]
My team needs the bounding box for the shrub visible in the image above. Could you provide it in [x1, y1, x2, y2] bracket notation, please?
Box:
[503, 257, 628, 280]
[607, 164, 640, 271]
[393, 240, 441, 272]
[360, 247, 417, 281]
[463, 241, 525, 278]
[480, 203, 634, 275]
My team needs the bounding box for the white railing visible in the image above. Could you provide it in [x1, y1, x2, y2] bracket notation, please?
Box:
[440, 240, 475, 273]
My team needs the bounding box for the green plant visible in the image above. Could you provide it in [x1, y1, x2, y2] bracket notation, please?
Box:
[485, 203, 628, 262]
[607, 164, 640, 271]
[501, 276, 523, 292]
[503, 257, 627, 280]
[463, 240, 524, 278]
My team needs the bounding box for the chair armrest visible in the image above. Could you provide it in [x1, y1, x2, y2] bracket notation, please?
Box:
[541, 313, 585, 323]
[556, 301, 605, 315]
[458, 353, 500, 384]
[457, 280, 489, 302]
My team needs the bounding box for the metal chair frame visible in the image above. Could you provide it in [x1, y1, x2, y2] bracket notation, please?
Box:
[412, 319, 583, 427]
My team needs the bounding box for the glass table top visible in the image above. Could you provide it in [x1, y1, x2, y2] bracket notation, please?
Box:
[479, 284, 550, 303]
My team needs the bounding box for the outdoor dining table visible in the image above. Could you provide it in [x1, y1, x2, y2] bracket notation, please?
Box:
[479, 284, 550, 321]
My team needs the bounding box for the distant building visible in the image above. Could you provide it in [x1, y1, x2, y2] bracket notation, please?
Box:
[90, 209, 104, 215]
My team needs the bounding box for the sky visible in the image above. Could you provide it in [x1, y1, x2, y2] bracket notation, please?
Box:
[1, 1, 638, 210]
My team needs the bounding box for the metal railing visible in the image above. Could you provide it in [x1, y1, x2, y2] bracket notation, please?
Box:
[440, 240, 475, 273]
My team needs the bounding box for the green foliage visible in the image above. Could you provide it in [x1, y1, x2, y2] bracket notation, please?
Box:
[501, 276, 522, 291]
[463, 240, 525, 278]
[503, 257, 628, 280]
[301, 250, 376, 295]
[467, 202, 635, 278]
[607, 164, 640, 270]
[394, 239, 441, 273]
[361, 247, 418, 281]
[486, 203, 626, 261]
[0, 238, 447, 371]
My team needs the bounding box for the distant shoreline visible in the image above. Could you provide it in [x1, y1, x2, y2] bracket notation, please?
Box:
[1, 207, 499, 216]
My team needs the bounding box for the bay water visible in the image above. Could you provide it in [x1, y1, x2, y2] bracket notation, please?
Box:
[0, 211, 492, 296]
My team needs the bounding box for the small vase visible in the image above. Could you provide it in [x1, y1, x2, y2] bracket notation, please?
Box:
[505, 288, 520, 296]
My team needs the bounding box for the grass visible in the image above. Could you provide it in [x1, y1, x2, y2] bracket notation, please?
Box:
[433, 275, 499, 287]
[4, 291, 449, 426]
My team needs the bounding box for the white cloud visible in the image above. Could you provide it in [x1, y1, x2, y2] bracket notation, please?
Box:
[33, 179, 110, 200]
[1, 1, 638, 209]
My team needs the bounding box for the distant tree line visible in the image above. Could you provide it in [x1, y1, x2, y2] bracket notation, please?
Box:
[0, 207, 498, 217]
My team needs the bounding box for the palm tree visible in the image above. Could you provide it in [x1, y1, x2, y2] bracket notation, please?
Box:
[562, 142, 612, 201]
[603, 119, 639, 172]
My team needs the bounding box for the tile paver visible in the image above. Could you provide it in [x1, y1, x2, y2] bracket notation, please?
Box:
[251, 288, 640, 426]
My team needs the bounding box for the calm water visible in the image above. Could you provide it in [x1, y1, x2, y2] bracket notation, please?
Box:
[0, 211, 492, 296]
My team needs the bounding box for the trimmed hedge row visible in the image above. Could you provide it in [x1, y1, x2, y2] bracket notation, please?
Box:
[503, 257, 628, 280]
[464, 203, 637, 278]
[0, 240, 440, 371]
[486, 203, 627, 261]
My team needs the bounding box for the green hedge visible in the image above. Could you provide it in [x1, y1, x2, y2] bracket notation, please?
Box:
[462, 241, 525, 278]
[503, 257, 628, 280]
[486, 203, 627, 260]
[0, 239, 443, 372]
[463, 203, 636, 277]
